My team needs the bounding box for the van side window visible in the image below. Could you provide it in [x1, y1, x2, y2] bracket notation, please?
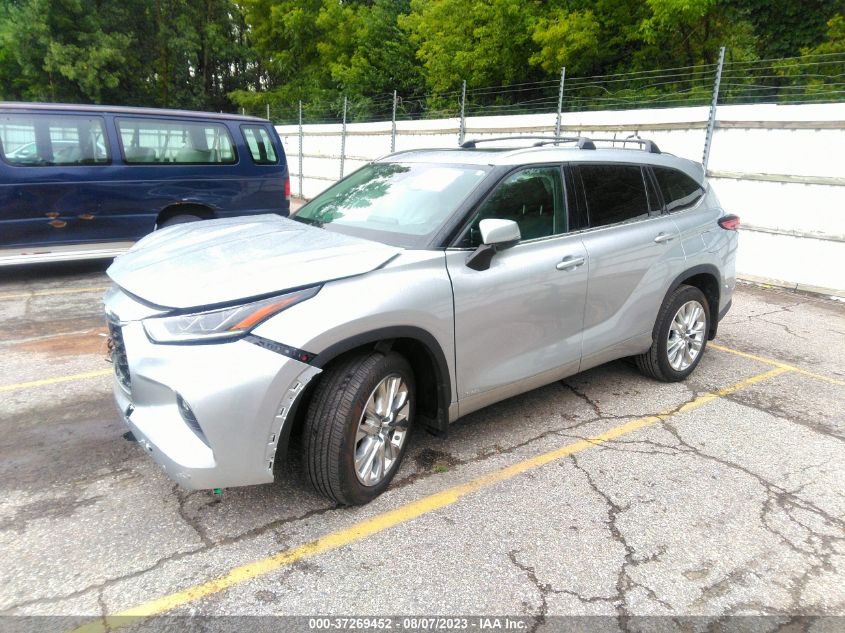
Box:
[579, 164, 650, 228]
[242, 126, 278, 164]
[117, 118, 236, 164]
[653, 167, 704, 212]
[0, 114, 109, 166]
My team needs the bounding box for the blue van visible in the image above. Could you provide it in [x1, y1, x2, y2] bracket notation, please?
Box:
[0, 103, 289, 264]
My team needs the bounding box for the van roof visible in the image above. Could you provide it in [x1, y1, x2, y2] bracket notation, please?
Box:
[0, 102, 267, 123]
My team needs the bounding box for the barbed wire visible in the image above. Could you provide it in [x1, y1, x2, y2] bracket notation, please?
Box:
[239, 51, 845, 124]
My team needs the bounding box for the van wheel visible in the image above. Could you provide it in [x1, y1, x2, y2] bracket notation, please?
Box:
[635, 284, 710, 382]
[302, 351, 415, 505]
[157, 214, 201, 229]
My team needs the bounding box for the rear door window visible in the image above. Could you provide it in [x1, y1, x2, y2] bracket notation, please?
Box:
[242, 125, 278, 164]
[578, 164, 650, 228]
[653, 166, 704, 212]
[0, 113, 109, 166]
[117, 117, 236, 164]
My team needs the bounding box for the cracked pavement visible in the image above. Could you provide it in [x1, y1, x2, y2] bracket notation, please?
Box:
[0, 262, 843, 629]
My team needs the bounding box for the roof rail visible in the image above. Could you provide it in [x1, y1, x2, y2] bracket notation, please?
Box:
[460, 136, 584, 149]
[459, 135, 659, 153]
[585, 137, 661, 154]
[531, 137, 596, 150]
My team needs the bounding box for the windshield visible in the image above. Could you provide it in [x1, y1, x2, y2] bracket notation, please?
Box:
[293, 162, 490, 247]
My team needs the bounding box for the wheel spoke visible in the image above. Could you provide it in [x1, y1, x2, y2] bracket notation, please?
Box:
[386, 377, 400, 413]
[354, 373, 411, 487]
[392, 403, 411, 429]
[355, 437, 379, 476]
[372, 440, 386, 482]
[357, 419, 380, 442]
[375, 381, 389, 416]
[668, 343, 684, 368]
[384, 436, 398, 461]
[391, 387, 408, 414]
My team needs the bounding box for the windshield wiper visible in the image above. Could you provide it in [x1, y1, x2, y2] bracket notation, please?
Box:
[292, 215, 324, 228]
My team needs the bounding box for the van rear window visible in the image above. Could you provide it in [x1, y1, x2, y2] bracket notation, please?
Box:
[242, 125, 278, 165]
[0, 113, 109, 166]
[117, 118, 236, 165]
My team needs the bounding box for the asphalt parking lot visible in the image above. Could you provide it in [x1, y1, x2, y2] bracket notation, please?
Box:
[1, 257, 843, 631]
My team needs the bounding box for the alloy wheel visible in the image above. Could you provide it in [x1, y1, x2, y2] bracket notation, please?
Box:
[666, 300, 707, 371]
[354, 374, 411, 486]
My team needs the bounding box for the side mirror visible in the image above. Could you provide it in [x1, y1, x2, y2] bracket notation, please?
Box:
[466, 219, 520, 271]
[480, 219, 520, 246]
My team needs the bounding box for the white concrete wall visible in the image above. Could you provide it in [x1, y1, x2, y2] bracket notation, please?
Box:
[277, 103, 845, 297]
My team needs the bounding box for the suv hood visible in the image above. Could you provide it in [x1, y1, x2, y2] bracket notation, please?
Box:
[107, 214, 401, 309]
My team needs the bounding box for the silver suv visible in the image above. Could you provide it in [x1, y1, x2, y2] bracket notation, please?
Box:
[104, 136, 739, 505]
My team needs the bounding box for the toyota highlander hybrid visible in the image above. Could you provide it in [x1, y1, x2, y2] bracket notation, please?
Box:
[104, 136, 739, 505]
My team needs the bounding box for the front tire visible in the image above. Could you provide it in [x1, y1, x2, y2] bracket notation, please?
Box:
[635, 284, 710, 382]
[302, 351, 415, 505]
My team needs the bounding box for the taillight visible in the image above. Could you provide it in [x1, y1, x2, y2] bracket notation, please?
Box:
[284, 176, 291, 201]
[718, 214, 740, 230]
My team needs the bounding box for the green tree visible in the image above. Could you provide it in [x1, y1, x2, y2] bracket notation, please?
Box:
[400, 0, 546, 93]
[0, 0, 254, 111]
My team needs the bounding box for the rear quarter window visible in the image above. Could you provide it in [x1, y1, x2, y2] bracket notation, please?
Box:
[653, 166, 704, 212]
[241, 125, 279, 165]
[117, 117, 236, 164]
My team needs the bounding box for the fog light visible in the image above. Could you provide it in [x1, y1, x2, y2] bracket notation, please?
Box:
[176, 393, 209, 446]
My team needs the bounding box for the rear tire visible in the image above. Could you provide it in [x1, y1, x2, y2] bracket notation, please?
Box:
[635, 284, 710, 382]
[157, 214, 201, 229]
[302, 351, 415, 505]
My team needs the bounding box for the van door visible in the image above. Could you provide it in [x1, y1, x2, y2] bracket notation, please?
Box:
[572, 163, 686, 370]
[0, 112, 110, 248]
[446, 165, 588, 417]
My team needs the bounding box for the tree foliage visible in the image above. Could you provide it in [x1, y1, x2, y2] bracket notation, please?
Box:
[0, 0, 841, 118]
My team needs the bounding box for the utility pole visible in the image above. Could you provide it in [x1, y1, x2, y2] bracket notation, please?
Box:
[340, 96, 348, 179]
[703, 46, 726, 169]
[391, 90, 398, 153]
[458, 80, 467, 146]
[298, 100, 303, 199]
[555, 67, 566, 139]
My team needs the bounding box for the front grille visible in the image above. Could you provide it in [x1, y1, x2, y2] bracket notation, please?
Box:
[107, 321, 131, 392]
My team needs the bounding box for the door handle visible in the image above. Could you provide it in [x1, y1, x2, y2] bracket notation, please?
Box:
[654, 232, 675, 244]
[556, 255, 585, 271]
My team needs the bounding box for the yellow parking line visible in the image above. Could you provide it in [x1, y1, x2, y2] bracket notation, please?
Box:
[70, 365, 788, 633]
[0, 286, 108, 301]
[710, 343, 845, 386]
[0, 369, 112, 393]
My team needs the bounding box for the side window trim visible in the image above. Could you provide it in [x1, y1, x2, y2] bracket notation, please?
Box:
[644, 166, 664, 215]
[453, 163, 568, 248]
[240, 124, 280, 165]
[0, 113, 112, 167]
[567, 164, 590, 231]
[653, 166, 706, 213]
[115, 116, 238, 165]
[570, 161, 661, 232]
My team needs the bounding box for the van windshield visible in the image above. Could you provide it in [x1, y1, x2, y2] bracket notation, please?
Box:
[293, 162, 490, 248]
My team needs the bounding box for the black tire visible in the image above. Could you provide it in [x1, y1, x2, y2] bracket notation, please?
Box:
[635, 284, 710, 382]
[302, 351, 415, 505]
[157, 214, 201, 229]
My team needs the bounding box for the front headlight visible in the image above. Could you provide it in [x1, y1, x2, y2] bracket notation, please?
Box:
[143, 286, 319, 343]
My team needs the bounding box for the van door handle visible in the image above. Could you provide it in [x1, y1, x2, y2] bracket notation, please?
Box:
[654, 232, 675, 243]
[556, 255, 585, 271]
